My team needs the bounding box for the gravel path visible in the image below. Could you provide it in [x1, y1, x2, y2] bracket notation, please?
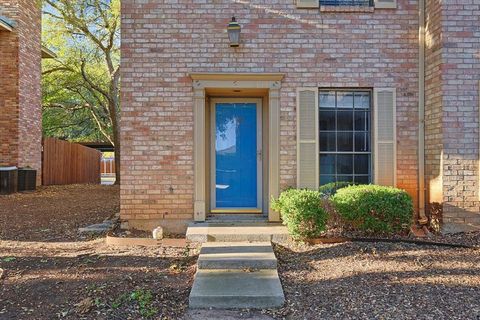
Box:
[270, 240, 480, 320]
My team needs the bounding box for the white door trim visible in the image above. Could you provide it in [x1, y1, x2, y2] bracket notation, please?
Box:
[210, 98, 263, 213]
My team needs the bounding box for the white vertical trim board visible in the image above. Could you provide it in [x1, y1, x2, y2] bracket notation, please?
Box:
[296, 87, 319, 189]
[374, 88, 397, 186]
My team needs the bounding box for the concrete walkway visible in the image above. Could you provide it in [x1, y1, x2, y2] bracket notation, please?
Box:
[188, 241, 285, 309]
[183, 309, 275, 320]
[186, 222, 289, 243]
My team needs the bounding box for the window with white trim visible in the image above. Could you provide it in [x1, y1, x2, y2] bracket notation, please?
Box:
[319, 89, 372, 185]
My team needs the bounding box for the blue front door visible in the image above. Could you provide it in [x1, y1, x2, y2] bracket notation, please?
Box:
[214, 101, 260, 210]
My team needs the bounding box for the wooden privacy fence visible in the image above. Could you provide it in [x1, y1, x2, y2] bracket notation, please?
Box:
[101, 157, 115, 175]
[42, 138, 101, 185]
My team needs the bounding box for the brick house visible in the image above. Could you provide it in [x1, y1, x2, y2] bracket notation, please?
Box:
[0, 0, 48, 186]
[121, 0, 480, 234]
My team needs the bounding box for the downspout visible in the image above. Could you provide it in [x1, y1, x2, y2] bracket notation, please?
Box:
[418, 0, 428, 224]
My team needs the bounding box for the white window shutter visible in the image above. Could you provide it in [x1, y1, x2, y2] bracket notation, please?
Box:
[374, 88, 397, 186]
[297, 88, 319, 189]
[375, 0, 397, 9]
[296, 0, 319, 9]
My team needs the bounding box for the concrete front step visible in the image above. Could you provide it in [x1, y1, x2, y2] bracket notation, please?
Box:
[198, 242, 277, 269]
[186, 222, 289, 243]
[189, 269, 285, 309]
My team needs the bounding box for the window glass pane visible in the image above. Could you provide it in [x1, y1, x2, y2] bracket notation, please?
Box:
[320, 175, 335, 185]
[337, 132, 353, 151]
[337, 111, 353, 131]
[354, 132, 370, 152]
[354, 154, 370, 174]
[319, 90, 371, 188]
[320, 132, 336, 151]
[319, 91, 336, 109]
[337, 175, 353, 183]
[337, 154, 353, 174]
[354, 175, 370, 184]
[337, 92, 354, 109]
[354, 111, 370, 131]
[319, 111, 336, 131]
[320, 154, 336, 174]
[354, 92, 370, 109]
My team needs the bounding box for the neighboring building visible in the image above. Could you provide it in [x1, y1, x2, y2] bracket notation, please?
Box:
[121, 0, 480, 233]
[0, 0, 46, 186]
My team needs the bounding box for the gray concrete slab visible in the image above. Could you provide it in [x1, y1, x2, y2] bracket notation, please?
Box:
[186, 223, 289, 243]
[198, 242, 277, 269]
[189, 269, 285, 309]
[78, 221, 114, 234]
[183, 309, 275, 320]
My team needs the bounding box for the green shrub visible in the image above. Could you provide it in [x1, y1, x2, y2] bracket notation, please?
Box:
[271, 189, 328, 239]
[318, 181, 352, 197]
[331, 185, 413, 234]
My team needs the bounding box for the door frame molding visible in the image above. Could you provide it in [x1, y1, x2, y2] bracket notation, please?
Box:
[190, 73, 284, 222]
[210, 98, 263, 213]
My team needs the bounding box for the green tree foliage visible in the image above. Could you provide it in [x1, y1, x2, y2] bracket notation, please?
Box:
[42, 0, 121, 182]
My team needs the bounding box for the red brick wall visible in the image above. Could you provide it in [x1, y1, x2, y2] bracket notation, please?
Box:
[0, 2, 20, 167]
[0, 0, 42, 184]
[440, 0, 480, 230]
[424, 0, 480, 231]
[121, 0, 420, 231]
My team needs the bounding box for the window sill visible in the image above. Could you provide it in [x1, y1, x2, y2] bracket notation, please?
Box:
[320, 5, 374, 13]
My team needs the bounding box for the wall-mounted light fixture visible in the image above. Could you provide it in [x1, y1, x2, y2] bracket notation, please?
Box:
[227, 16, 241, 47]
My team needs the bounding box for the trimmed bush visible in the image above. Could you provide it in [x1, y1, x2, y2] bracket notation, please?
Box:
[318, 181, 352, 197]
[271, 189, 328, 240]
[331, 185, 413, 234]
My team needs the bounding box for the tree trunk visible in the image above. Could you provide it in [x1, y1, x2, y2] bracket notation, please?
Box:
[113, 125, 121, 185]
[110, 102, 121, 185]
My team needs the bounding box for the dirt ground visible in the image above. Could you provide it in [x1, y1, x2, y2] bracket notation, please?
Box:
[1, 185, 479, 320]
[0, 185, 198, 320]
[0, 185, 120, 242]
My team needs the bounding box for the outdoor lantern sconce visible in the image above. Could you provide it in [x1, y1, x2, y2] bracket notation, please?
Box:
[227, 16, 241, 47]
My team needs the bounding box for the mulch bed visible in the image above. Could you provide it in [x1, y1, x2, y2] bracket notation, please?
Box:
[268, 238, 480, 320]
